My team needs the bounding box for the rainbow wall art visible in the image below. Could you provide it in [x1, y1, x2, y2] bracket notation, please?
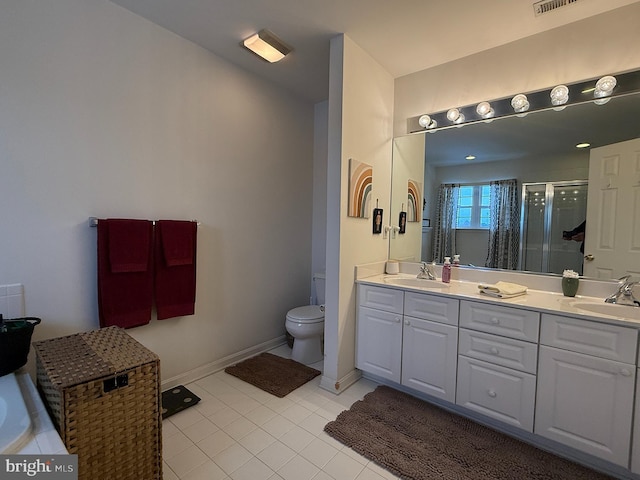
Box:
[407, 179, 422, 222]
[348, 159, 372, 218]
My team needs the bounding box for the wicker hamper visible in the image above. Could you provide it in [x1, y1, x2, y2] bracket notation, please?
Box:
[33, 326, 162, 480]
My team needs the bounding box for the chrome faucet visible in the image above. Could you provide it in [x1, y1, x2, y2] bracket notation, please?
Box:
[417, 261, 436, 280]
[605, 275, 640, 306]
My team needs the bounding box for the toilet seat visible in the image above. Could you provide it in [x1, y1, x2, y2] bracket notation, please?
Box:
[286, 305, 324, 323]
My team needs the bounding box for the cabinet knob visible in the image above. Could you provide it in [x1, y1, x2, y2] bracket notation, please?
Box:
[404, 319, 410, 325]
[395, 317, 401, 323]
[489, 347, 499, 355]
[490, 317, 500, 325]
[487, 389, 497, 398]
[620, 368, 632, 377]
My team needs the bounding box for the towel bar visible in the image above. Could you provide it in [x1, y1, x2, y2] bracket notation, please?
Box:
[88, 217, 200, 227]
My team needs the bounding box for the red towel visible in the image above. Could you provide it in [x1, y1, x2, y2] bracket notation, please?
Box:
[98, 219, 153, 328]
[155, 220, 197, 320]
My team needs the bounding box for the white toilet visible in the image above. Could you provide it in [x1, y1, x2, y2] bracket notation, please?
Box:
[285, 273, 325, 365]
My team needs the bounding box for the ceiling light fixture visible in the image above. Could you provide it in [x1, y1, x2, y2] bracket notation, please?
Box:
[576, 142, 591, 149]
[465, 155, 476, 160]
[242, 29, 292, 63]
[476, 101, 494, 119]
[550, 85, 569, 106]
[511, 94, 530, 113]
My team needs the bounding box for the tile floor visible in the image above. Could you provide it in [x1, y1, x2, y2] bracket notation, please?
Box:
[162, 345, 399, 480]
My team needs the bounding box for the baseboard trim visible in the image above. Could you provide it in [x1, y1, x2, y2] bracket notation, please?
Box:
[319, 368, 362, 395]
[161, 335, 287, 390]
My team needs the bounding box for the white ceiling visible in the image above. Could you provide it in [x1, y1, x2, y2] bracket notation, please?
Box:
[109, 0, 639, 103]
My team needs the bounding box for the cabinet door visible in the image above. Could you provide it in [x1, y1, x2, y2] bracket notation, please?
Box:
[401, 317, 458, 402]
[356, 306, 402, 382]
[535, 346, 635, 467]
[456, 356, 536, 431]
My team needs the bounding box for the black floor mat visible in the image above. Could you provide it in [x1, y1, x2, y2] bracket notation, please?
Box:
[161, 385, 201, 420]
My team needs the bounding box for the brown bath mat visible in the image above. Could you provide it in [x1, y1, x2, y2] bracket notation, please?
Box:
[324, 385, 614, 480]
[224, 352, 321, 398]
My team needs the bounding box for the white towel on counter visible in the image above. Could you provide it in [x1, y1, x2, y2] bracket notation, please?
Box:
[478, 281, 527, 298]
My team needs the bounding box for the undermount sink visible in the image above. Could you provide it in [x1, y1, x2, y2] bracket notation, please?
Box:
[570, 301, 640, 321]
[384, 276, 450, 289]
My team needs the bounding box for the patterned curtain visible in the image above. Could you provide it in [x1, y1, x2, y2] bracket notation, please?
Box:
[485, 179, 520, 269]
[432, 183, 459, 263]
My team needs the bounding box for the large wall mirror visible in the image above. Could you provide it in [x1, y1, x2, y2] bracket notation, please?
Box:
[389, 88, 640, 280]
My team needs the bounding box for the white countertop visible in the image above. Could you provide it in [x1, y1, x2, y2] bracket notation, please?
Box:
[357, 273, 640, 328]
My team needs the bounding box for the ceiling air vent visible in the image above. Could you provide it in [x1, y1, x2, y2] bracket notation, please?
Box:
[533, 0, 580, 16]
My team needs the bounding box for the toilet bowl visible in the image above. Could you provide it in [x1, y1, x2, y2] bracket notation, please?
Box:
[285, 273, 325, 365]
[285, 306, 324, 364]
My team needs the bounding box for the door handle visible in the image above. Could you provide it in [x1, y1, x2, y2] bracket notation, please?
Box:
[584, 254, 594, 261]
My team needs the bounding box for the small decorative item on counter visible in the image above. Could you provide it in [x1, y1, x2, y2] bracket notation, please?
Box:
[442, 257, 452, 283]
[386, 260, 400, 274]
[562, 269, 580, 297]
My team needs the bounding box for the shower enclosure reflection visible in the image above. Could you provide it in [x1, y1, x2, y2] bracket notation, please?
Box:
[520, 181, 588, 275]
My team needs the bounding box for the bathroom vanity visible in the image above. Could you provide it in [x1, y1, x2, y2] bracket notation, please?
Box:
[356, 270, 640, 479]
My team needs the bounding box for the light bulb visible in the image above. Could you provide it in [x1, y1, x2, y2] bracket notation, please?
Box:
[511, 94, 529, 113]
[550, 85, 569, 106]
[418, 115, 431, 128]
[595, 75, 616, 94]
[476, 102, 494, 119]
[446, 108, 461, 122]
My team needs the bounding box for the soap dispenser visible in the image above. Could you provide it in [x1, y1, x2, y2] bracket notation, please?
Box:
[442, 257, 452, 283]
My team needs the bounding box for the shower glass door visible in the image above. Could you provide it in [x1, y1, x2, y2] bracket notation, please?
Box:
[520, 181, 588, 275]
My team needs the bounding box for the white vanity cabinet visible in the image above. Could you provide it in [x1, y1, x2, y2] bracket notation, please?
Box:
[535, 314, 637, 467]
[356, 285, 404, 383]
[356, 284, 459, 402]
[456, 300, 539, 431]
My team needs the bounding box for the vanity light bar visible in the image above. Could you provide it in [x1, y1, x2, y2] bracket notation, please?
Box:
[408, 69, 640, 134]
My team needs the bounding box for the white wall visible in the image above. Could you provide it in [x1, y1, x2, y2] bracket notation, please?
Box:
[0, 0, 315, 384]
[312, 101, 329, 296]
[394, 2, 640, 137]
[324, 35, 394, 391]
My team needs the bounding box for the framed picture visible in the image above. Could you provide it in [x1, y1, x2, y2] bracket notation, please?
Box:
[372, 208, 383, 234]
[407, 179, 422, 222]
[348, 158, 373, 218]
[398, 211, 406, 234]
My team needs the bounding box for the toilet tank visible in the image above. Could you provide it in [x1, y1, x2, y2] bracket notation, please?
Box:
[313, 273, 325, 305]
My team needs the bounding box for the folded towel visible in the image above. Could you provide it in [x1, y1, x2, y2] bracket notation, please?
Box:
[479, 290, 526, 299]
[98, 219, 154, 328]
[478, 281, 528, 296]
[155, 220, 197, 320]
[108, 219, 152, 272]
[160, 220, 195, 266]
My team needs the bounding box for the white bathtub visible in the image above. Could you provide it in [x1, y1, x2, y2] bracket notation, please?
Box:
[0, 373, 32, 453]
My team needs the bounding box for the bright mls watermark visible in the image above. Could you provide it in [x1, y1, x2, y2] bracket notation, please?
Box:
[1, 455, 77, 479]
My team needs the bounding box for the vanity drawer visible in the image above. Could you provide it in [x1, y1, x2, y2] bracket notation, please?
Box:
[459, 329, 538, 374]
[540, 314, 637, 363]
[358, 284, 404, 314]
[460, 301, 540, 342]
[404, 292, 459, 326]
[456, 356, 536, 432]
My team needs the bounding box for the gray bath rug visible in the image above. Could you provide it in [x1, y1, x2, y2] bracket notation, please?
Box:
[324, 385, 614, 480]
